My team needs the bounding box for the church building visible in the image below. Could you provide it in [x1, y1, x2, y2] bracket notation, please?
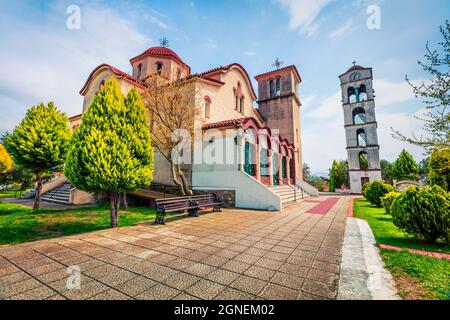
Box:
[71, 46, 318, 210]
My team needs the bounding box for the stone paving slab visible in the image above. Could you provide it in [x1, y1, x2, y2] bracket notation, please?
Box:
[0, 196, 349, 300]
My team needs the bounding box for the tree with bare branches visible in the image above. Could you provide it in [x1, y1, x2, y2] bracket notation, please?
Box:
[392, 21, 450, 151]
[142, 72, 202, 195]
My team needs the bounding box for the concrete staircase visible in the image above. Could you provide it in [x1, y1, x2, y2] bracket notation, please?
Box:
[269, 184, 309, 204]
[41, 182, 73, 204]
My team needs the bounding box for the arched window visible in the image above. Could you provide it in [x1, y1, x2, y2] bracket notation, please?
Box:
[156, 62, 163, 75]
[260, 148, 270, 178]
[282, 157, 287, 179]
[239, 97, 244, 113]
[204, 96, 211, 118]
[359, 151, 369, 170]
[276, 78, 281, 96]
[272, 152, 279, 185]
[359, 84, 367, 101]
[356, 128, 367, 147]
[235, 95, 239, 110]
[136, 63, 142, 79]
[348, 87, 356, 104]
[290, 157, 295, 180]
[269, 80, 275, 98]
[176, 68, 181, 80]
[244, 141, 256, 176]
[352, 107, 366, 124]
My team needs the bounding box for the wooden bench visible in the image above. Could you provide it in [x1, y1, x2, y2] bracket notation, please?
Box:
[154, 193, 222, 225]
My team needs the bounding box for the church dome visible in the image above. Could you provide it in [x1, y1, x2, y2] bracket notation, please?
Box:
[130, 46, 185, 65]
[346, 65, 365, 73]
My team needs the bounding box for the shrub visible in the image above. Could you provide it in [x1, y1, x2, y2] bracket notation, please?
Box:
[391, 185, 450, 243]
[381, 191, 400, 214]
[361, 182, 370, 197]
[364, 180, 395, 207]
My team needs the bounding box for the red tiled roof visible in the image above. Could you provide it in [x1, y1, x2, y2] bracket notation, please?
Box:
[129, 46, 190, 72]
[79, 64, 144, 94]
[346, 65, 365, 72]
[254, 65, 301, 83]
[202, 117, 249, 129]
[198, 63, 257, 100]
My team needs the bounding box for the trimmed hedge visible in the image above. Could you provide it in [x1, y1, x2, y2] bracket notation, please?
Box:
[381, 191, 400, 214]
[364, 180, 395, 207]
[391, 185, 450, 244]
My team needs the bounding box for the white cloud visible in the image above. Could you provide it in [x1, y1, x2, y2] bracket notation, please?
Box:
[302, 78, 427, 172]
[206, 39, 218, 49]
[0, 5, 150, 132]
[144, 9, 171, 30]
[373, 79, 423, 108]
[328, 19, 353, 39]
[275, 0, 331, 36]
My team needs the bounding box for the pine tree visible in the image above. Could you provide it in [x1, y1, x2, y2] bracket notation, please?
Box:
[429, 146, 450, 191]
[0, 144, 13, 174]
[5, 102, 71, 209]
[392, 149, 419, 181]
[65, 78, 153, 228]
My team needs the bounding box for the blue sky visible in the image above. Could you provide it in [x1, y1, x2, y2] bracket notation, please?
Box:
[0, 0, 448, 173]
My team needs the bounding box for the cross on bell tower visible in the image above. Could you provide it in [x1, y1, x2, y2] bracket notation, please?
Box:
[159, 37, 169, 48]
[272, 58, 283, 70]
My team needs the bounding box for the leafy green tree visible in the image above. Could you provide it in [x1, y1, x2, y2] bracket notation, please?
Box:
[392, 21, 450, 151]
[392, 149, 419, 181]
[5, 102, 71, 209]
[329, 160, 349, 192]
[65, 78, 153, 228]
[380, 159, 394, 185]
[302, 163, 311, 182]
[0, 144, 13, 174]
[429, 146, 450, 191]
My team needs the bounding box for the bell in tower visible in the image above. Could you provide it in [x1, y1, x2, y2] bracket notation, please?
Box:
[339, 63, 382, 193]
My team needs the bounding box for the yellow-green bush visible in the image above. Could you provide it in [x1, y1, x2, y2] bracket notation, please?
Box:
[391, 185, 450, 243]
[381, 191, 400, 214]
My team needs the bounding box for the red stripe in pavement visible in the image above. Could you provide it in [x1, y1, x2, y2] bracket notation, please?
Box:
[348, 197, 354, 217]
[306, 197, 339, 215]
[379, 244, 450, 260]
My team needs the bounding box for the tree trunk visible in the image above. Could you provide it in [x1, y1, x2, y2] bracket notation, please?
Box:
[122, 193, 128, 211]
[177, 163, 193, 196]
[109, 191, 120, 228]
[33, 178, 43, 210]
[171, 162, 186, 195]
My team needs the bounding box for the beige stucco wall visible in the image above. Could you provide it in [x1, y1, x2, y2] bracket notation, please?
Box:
[196, 67, 262, 125]
[82, 69, 135, 113]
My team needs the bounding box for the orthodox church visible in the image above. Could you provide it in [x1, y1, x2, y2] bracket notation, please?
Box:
[69, 46, 318, 210]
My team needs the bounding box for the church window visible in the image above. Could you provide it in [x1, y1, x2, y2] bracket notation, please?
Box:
[356, 129, 367, 147]
[269, 80, 275, 98]
[156, 62, 163, 75]
[352, 107, 366, 124]
[235, 95, 239, 110]
[204, 96, 211, 118]
[276, 78, 281, 96]
[136, 63, 142, 79]
[176, 68, 181, 80]
[240, 97, 244, 113]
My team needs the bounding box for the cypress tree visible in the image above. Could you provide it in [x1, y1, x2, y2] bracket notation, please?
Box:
[392, 149, 419, 181]
[5, 102, 71, 209]
[65, 78, 153, 227]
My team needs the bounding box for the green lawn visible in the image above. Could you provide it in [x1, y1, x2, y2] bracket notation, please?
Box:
[381, 250, 450, 300]
[353, 198, 449, 253]
[0, 190, 31, 199]
[0, 202, 157, 245]
[354, 198, 450, 300]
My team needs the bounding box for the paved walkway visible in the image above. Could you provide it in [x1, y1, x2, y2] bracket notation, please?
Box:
[0, 196, 349, 300]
